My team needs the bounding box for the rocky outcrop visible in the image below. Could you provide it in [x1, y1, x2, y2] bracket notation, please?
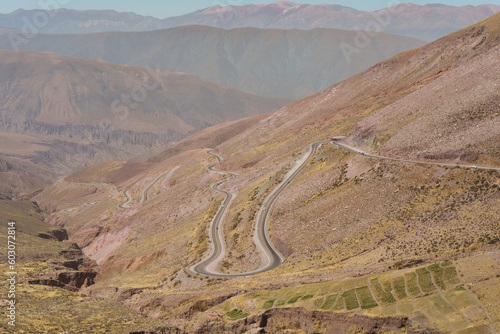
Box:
[10, 121, 180, 151]
[27, 218, 98, 292]
[28, 256, 97, 292]
[175, 293, 238, 320]
[252, 308, 414, 334]
[37, 228, 68, 242]
[132, 307, 438, 334]
[194, 308, 411, 334]
[28, 272, 96, 292]
[0, 158, 14, 172]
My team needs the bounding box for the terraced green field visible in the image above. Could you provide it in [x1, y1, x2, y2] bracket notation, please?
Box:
[416, 267, 437, 292]
[218, 261, 492, 333]
[356, 286, 378, 309]
[320, 294, 338, 309]
[226, 309, 249, 320]
[404, 272, 421, 296]
[370, 277, 396, 304]
[342, 289, 359, 310]
[393, 276, 407, 299]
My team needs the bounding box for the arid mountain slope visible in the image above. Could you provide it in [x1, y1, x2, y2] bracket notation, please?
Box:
[0, 199, 165, 333]
[25, 13, 500, 333]
[0, 50, 286, 139]
[0, 155, 52, 199]
[148, 113, 271, 164]
[0, 26, 425, 99]
[64, 114, 269, 185]
[0, 50, 287, 193]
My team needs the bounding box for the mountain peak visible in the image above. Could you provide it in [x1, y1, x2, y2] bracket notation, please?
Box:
[274, 0, 297, 5]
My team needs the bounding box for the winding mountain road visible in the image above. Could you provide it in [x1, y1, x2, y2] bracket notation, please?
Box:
[140, 173, 166, 203]
[332, 141, 500, 172]
[117, 189, 132, 210]
[191, 138, 498, 278]
[191, 141, 325, 277]
[117, 171, 168, 210]
[190, 151, 239, 277]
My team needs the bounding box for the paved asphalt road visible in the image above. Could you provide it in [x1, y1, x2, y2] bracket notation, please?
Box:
[192, 141, 324, 277]
[191, 139, 498, 278]
[332, 141, 500, 172]
[117, 172, 166, 210]
[191, 151, 239, 277]
[117, 189, 132, 210]
[78, 138, 495, 276]
[140, 173, 166, 203]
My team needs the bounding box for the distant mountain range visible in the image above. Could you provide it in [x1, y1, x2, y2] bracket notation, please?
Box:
[1, 2, 500, 41]
[0, 8, 164, 34]
[0, 26, 425, 100]
[162, 1, 500, 41]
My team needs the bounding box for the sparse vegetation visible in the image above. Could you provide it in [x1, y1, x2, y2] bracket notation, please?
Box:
[9, 13, 500, 332]
[416, 268, 436, 292]
[444, 266, 461, 287]
[428, 264, 446, 289]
